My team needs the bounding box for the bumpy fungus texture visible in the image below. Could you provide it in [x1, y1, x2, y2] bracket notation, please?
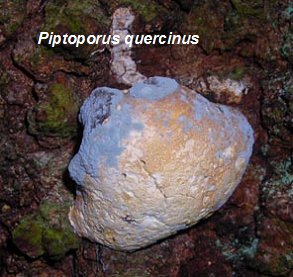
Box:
[68, 76, 254, 251]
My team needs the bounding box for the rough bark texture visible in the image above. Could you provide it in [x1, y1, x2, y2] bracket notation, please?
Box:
[0, 0, 292, 276]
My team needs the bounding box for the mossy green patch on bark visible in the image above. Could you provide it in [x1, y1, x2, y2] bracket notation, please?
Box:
[43, 228, 65, 258]
[43, 227, 80, 260]
[12, 201, 80, 260]
[43, 0, 109, 34]
[12, 216, 45, 258]
[37, 84, 77, 135]
[40, 0, 110, 60]
[28, 83, 79, 138]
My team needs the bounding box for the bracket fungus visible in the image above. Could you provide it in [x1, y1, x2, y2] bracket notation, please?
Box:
[68, 76, 254, 251]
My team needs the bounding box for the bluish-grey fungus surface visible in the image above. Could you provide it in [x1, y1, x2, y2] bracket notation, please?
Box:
[68, 76, 254, 251]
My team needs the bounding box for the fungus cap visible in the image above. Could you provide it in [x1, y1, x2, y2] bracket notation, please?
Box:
[68, 76, 254, 251]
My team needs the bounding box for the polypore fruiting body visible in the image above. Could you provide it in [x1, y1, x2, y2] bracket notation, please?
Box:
[68, 77, 254, 251]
